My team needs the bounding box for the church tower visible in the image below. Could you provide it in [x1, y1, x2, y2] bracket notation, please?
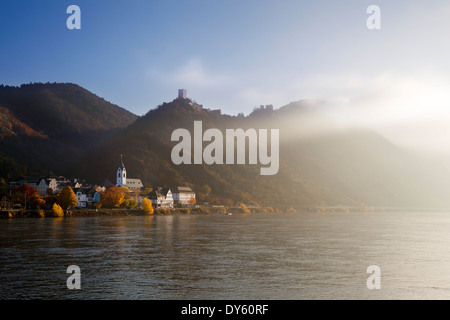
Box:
[116, 155, 127, 187]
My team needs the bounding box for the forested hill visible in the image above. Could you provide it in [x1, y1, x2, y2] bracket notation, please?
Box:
[0, 83, 137, 177]
[3, 83, 450, 208]
[73, 98, 450, 208]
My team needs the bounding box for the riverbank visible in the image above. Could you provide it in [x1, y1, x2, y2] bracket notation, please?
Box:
[0, 208, 204, 218]
[0, 205, 292, 218]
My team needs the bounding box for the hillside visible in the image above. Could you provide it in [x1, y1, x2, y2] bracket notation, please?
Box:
[2, 84, 450, 208]
[72, 97, 450, 208]
[0, 83, 137, 177]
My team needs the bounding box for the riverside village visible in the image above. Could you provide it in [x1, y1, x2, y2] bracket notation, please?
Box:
[0, 89, 202, 216]
[1, 153, 197, 215]
[0, 89, 289, 217]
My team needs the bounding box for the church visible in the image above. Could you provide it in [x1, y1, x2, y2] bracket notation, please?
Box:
[116, 155, 144, 189]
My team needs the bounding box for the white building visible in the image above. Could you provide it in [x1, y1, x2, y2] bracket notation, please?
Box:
[10, 176, 68, 196]
[149, 187, 174, 208]
[126, 178, 143, 189]
[75, 189, 88, 208]
[116, 155, 143, 190]
[172, 186, 196, 206]
[74, 187, 100, 208]
[36, 178, 57, 196]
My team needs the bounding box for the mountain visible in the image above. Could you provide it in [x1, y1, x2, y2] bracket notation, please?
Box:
[3, 83, 450, 208]
[0, 83, 137, 177]
[72, 97, 450, 208]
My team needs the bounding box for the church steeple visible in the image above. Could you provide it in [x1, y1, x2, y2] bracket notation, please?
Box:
[116, 154, 127, 187]
[119, 154, 125, 169]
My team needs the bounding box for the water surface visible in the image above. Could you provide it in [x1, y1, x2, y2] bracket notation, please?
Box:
[1, 211, 450, 299]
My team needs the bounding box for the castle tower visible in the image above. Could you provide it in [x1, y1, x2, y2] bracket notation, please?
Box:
[178, 89, 187, 99]
[116, 154, 127, 187]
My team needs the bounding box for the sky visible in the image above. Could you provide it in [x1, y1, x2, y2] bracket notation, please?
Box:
[2, 0, 450, 155]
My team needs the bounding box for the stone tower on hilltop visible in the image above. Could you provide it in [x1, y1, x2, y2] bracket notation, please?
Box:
[178, 89, 187, 99]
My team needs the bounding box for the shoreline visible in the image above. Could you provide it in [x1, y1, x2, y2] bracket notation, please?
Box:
[0, 205, 289, 218]
[3, 205, 448, 219]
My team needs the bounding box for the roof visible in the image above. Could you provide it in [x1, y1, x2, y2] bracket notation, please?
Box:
[73, 187, 93, 194]
[58, 182, 81, 188]
[172, 186, 195, 194]
[149, 187, 172, 199]
[148, 189, 165, 200]
[100, 179, 114, 188]
[93, 185, 105, 192]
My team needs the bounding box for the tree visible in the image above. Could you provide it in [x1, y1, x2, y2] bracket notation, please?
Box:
[197, 184, 211, 202]
[37, 209, 45, 218]
[12, 184, 37, 199]
[121, 199, 137, 209]
[12, 184, 38, 207]
[189, 196, 196, 206]
[200, 184, 211, 196]
[143, 198, 154, 214]
[120, 186, 131, 199]
[0, 178, 8, 194]
[45, 188, 53, 196]
[129, 187, 141, 203]
[58, 186, 78, 209]
[239, 202, 250, 214]
[11, 192, 26, 205]
[141, 187, 153, 197]
[31, 194, 46, 209]
[100, 186, 125, 208]
[53, 203, 64, 217]
[44, 194, 58, 208]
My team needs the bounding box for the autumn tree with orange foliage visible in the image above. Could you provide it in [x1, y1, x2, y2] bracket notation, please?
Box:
[239, 202, 251, 214]
[30, 193, 46, 209]
[143, 198, 154, 214]
[100, 186, 125, 208]
[53, 203, 64, 217]
[58, 186, 78, 209]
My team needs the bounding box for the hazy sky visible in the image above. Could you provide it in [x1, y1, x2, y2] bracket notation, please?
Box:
[2, 0, 450, 155]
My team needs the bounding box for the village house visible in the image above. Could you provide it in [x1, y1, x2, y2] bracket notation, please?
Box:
[92, 190, 101, 203]
[111, 155, 197, 209]
[100, 179, 114, 189]
[36, 178, 57, 196]
[148, 187, 174, 208]
[0, 194, 11, 210]
[9, 176, 40, 191]
[8, 176, 83, 196]
[172, 186, 196, 206]
[57, 179, 83, 194]
[74, 187, 101, 208]
[6, 151, 197, 210]
[74, 187, 89, 208]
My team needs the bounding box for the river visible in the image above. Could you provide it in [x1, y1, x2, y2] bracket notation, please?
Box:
[1, 211, 450, 299]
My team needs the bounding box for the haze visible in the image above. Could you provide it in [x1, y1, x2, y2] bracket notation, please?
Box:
[1, 0, 450, 155]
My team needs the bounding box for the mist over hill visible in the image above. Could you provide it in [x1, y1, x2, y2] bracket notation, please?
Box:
[1, 83, 450, 208]
[73, 97, 450, 208]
